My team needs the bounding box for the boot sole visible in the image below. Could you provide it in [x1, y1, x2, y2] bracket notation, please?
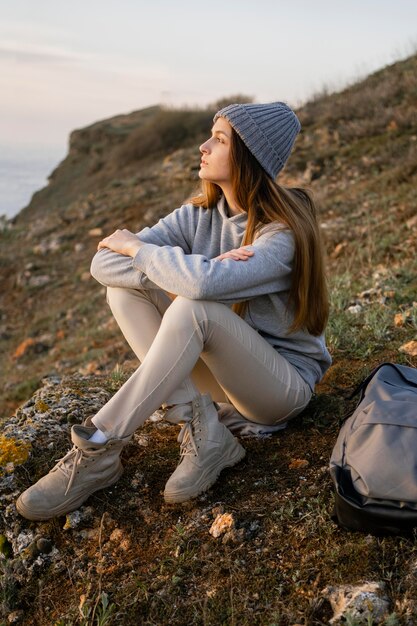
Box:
[15, 466, 124, 521]
[163, 441, 246, 504]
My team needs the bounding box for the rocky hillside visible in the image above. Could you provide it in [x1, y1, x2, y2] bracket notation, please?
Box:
[1, 56, 417, 625]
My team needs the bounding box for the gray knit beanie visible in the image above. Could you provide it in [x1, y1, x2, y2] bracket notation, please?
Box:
[213, 101, 301, 179]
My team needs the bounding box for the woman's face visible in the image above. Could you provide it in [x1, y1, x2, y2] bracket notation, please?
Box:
[199, 117, 232, 187]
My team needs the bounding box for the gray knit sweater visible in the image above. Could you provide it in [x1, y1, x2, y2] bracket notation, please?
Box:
[90, 196, 331, 389]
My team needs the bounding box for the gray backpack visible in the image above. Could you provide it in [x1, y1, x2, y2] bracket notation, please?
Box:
[329, 362, 417, 534]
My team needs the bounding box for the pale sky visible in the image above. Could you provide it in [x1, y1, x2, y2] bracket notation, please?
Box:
[1, 0, 417, 155]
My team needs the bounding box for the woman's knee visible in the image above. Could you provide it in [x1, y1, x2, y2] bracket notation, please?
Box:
[164, 296, 214, 321]
[106, 286, 128, 308]
[162, 297, 228, 338]
[105, 286, 148, 311]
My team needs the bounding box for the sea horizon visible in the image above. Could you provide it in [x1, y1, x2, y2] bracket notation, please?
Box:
[0, 144, 66, 220]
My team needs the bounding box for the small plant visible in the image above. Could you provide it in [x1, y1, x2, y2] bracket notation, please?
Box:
[0, 560, 18, 614]
[93, 592, 116, 626]
[78, 591, 116, 626]
[109, 364, 126, 385]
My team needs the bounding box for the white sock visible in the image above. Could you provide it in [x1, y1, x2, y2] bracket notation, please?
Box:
[88, 428, 109, 444]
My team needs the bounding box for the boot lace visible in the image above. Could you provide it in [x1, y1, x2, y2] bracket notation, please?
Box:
[54, 445, 103, 496]
[177, 418, 202, 458]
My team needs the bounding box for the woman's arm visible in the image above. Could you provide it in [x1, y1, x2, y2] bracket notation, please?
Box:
[214, 247, 254, 261]
[90, 204, 196, 288]
[131, 230, 294, 303]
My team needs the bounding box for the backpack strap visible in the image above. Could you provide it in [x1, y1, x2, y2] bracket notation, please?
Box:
[349, 362, 417, 400]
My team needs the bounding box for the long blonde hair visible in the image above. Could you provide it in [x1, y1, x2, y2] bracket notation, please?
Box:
[189, 128, 329, 336]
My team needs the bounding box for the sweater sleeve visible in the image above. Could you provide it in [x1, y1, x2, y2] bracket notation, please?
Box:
[131, 230, 294, 303]
[90, 204, 195, 288]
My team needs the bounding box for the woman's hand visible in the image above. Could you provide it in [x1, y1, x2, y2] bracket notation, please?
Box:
[97, 229, 142, 257]
[214, 246, 254, 261]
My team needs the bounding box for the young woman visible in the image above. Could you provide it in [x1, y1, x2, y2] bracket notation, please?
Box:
[16, 102, 331, 520]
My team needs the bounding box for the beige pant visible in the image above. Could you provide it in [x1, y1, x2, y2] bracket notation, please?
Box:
[92, 287, 311, 439]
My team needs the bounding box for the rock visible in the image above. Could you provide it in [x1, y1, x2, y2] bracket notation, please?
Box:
[109, 528, 131, 552]
[361, 155, 374, 167]
[359, 288, 379, 300]
[322, 582, 390, 624]
[28, 274, 51, 288]
[149, 409, 165, 423]
[36, 537, 53, 554]
[63, 512, 80, 530]
[331, 242, 347, 259]
[32, 237, 62, 255]
[289, 458, 309, 470]
[12, 338, 36, 359]
[63, 506, 93, 530]
[399, 340, 417, 357]
[387, 119, 398, 132]
[394, 305, 417, 327]
[15, 531, 35, 554]
[7, 610, 24, 624]
[134, 434, 149, 447]
[209, 512, 235, 538]
[78, 361, 102, 376]
[394, 312, 405, 327]
[347, 304, 363, 314]
[109, 528, 124, 543]
[88, 227, 103, 237]
[131, 471, 145, 489]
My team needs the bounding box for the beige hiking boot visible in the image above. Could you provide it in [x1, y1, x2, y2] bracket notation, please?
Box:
[16, 425, 130, 521]
[163, 394, 246, 503]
